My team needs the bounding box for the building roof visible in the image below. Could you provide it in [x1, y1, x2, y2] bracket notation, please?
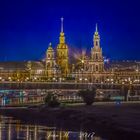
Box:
[0, 61, 45, 71]
[0, 62, 27, 70]
[30, 61, 45, 69]
[107, 61, 140, 71]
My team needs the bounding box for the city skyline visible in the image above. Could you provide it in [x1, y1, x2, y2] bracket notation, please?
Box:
[0, 0, 140, 61]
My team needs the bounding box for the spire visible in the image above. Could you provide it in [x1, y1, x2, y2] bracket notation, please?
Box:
[61, 17, 64, 33]
[59, 17, 65, 44]
[96, 23, 98, 32]
[94, 23, 99, 36]
[49, 42, 52, 46]
[93, 23, 100, 48]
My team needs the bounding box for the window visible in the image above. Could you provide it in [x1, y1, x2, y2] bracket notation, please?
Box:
[47, 62, 50, 67]
[96, 53, 98, 59]
[96, 65, 98, 71]
[96, 41, 98, 46]
[48, 54, 50, 58]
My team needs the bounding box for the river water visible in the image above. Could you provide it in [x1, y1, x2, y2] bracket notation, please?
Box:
[0, 115, 105, 140]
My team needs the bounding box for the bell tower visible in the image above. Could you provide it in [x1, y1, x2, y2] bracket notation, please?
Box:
[91, 24, 104, 72]
[46, 43, 56, 78]
[56, 17, 69, 77]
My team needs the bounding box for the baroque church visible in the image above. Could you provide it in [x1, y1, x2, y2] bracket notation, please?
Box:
[73, 23, 111, 83]
[45, 18, 105, 82]
[45, 18, 69, 79]
[45, 18, 140, 84]
[37, 18, 140, 84]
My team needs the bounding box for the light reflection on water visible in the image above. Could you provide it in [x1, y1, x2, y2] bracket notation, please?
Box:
[0, 116, 104, 140]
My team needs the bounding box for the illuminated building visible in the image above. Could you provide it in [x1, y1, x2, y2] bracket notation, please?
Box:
[73, 24, 140, 84]
[90, 24, 104, 73]
[56, 17, 69, 77]
[45, 43, 58, 79]
[74, 24, 112, 83]
[0, 18, 139, 84]
[0, 62, 29, 82]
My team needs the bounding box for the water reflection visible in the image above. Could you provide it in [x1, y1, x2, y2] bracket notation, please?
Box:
[0, 116, 103, 140]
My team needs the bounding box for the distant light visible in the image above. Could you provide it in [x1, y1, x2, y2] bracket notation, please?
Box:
[104, 58, 109, 63]
[79, 78, 82, 81]
[111, 79, 114, 81]
[37, 70, 42, 74]
[8, 77, 11, 80]
[81, 60, 84, 63]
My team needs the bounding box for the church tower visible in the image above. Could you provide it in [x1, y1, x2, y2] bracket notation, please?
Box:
[56, 17, 69, 77]
[91, 24, 104, 72]
[46, 43, 57, 78]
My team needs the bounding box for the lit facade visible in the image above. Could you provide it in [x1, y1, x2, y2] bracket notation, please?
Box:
[0, 19, 139, 84]
[73, 24, 140, 84]
[56, 17, 69, 77]
[45, 43, 58, 79]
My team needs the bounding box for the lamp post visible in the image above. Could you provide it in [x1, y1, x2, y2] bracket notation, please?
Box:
[81, 68, 84, 83]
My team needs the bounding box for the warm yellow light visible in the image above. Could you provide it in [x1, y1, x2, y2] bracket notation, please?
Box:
[81, 60, 84, 63]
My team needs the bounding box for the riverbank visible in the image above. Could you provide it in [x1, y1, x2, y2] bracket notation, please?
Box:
[0, 102, 140, 140]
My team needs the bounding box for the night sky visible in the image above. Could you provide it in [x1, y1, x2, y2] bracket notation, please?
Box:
[0, 0, 140, 61]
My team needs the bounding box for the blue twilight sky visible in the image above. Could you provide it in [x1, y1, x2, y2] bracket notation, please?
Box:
[0, 0, 140, 61]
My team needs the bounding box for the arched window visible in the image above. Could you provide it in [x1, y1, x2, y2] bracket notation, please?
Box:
[47, 62, 50, 67]
[96, 41, 98, 46]
[96, 65, 98, 71]
[96, 53, 98, 59]
[48, 54, 50, 58]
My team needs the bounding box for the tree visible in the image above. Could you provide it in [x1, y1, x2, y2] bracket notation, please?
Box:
[44, 92, 60, 107]
[78, 88, 96, 105]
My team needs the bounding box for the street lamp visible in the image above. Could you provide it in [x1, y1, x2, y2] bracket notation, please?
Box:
[81, 68, 84, 83]
[79, 78, 82, 81]
[53, 77, 56, 82]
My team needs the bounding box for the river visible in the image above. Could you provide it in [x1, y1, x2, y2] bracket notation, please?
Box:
[0, 115, 105, 140]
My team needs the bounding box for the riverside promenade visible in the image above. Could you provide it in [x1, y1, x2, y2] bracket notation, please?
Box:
[0, 82, 140, 90]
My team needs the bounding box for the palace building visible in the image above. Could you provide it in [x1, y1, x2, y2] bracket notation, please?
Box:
[0, 18, 139, 84]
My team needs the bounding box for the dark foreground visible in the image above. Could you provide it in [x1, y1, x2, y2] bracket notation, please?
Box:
[0, 103, 140, 140]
